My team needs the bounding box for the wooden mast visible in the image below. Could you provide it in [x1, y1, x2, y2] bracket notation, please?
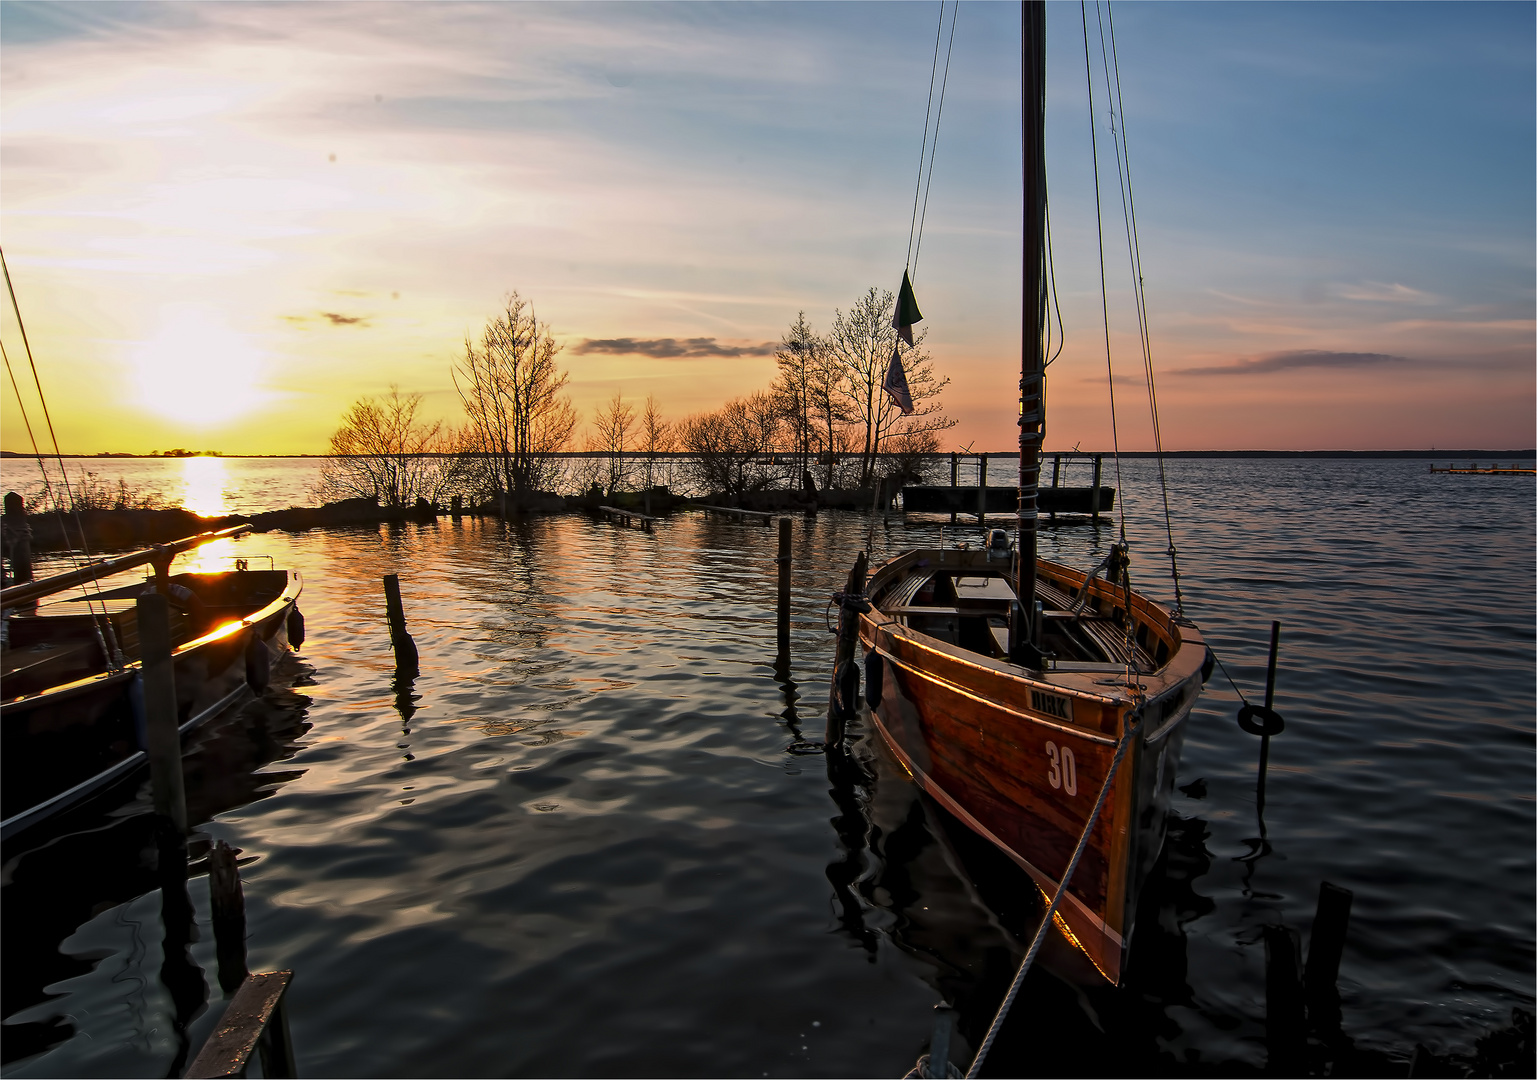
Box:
[1015, 0, 1047, 664]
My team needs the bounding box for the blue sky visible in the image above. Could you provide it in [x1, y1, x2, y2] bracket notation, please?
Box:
[1, 1, 1531, 453]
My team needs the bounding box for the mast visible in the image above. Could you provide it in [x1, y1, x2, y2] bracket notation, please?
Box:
[1015, 0, 1047, 665]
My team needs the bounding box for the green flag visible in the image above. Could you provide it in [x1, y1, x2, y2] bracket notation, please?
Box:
[893, 269, 923, 346]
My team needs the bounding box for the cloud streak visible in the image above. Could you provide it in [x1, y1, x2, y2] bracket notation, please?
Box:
[1174, 349, 1412, 376]
[571, 337, 776, 359]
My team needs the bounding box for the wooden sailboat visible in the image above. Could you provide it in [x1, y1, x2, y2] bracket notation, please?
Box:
[849, 1, 1210, 986]
[1, 527, 303, 841]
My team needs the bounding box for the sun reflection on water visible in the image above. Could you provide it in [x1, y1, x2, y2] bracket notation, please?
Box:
[179, 456, 229, 517]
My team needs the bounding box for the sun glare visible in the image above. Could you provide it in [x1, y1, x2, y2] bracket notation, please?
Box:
[132, 307, 265, 426]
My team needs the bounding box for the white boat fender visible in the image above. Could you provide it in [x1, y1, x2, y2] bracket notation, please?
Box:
[245, 633, 271, 693]
[864, 651, 884, 709]
[287, 606, 305, 649]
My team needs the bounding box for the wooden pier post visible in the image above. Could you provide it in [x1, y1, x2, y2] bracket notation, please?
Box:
[137, 592, 187, 834]
[450, 495, 462, 520]
[1264, 924, 1307, 1072]
[208, 840, 250, 994]
[2, 491, 31, 586]
[1256, 620, 1281, 817]
[1091, 455, 1102, 524]
[949, 453, 958, 524]
[1050, 455, 1061, 522]
[827, 552, 868, 740]
[977, 455, 987, 525]
[1304, 881, 1353, 996]
[776, 517, 792, 658]
[382, 574, 419, 676]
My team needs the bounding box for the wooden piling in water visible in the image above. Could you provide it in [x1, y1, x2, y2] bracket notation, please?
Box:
[1264, 923, 1306, 1072]
[776, 517, 791, 657]
[977, 455, 987, 525]
[949, 453, 958, 524]
[1305, 881, 1353, 996]
[383, 574, 419, 675]
[450, 495, 462, 520]
[137, 592, 187, 834]
[1091, 455, 1102, 524]
[208, 840, 250, 994]
[826, 551, 868, 741]
[2, 491, 32, 586]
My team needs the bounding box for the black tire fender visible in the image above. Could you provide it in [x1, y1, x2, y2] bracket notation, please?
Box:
[245, 632, 271, 693]
[864, 651, 884, 709]
[287, 606, 306, 650]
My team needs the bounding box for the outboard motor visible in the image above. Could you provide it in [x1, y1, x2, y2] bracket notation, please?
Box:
[986, 528, 1012, 557]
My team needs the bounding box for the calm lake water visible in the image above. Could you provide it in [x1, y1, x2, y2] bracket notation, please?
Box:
[2, 456, 1532, 1077]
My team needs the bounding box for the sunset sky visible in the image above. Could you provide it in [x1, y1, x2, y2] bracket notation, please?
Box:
[1, 0, 1531, 455]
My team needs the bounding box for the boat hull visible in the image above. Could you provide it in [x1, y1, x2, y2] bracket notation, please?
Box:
[1, 569, 302, 839]
[858, 549, 1204, 984]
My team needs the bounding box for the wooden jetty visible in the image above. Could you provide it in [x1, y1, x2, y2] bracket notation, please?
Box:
[904, 452, 1114, 524]
[695, 504, 774, 526]
[597, 505, 659, 530]
[1429, 463, 1534, 475]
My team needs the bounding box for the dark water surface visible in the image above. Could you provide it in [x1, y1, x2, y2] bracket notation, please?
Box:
[3, 458, 1533, 1076]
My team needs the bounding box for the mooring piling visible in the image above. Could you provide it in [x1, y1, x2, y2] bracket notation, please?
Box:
[1305, 881, 1354, 996]
[949, 453, 958, 524]
[1091, 455, 1103, 524]
[776, 517, 792, 658]
[209, 840, 251, 994]
[2, 490, 32, 585]
[1264, 923, 1307, 1072]
[826, 551, 868, 742]
[924, 1004, 956, 1079]
[382, 574, 419, 675]
[1257, 620, 1281, 815]
[977, 455, 987, 525]
[137, 591, 188, 834]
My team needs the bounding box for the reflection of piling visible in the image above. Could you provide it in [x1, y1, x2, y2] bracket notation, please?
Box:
[138, 592, 188, 834]
[776, 517, 791, 659]
[383, 574, 419, 676]
[209, 840, 251, 994]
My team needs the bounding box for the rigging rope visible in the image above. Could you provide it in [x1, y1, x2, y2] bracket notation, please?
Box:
[0, 248, 125, 666]
[965, 707, 1146, 1078]
[1097, 0, 1186, 614]
[906, 1, 959, 280]
[1079, 1, 1128, 547]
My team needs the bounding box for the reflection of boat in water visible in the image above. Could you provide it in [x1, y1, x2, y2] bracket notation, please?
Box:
[1, 527, 303, 840]
[846, 0, 1211, 987]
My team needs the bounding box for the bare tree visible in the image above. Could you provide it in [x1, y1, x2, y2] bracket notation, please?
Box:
[677, 392, 783, 497]
[319, 386, 457, 507]
[640, 395, 672, 490]
[772, 312, 818, 483]
[455, 293, 578, 507]
[589, 392, 636, 495]
[825, 287, 955, 487]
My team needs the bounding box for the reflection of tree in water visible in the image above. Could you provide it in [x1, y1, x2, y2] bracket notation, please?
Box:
[0, 667, 314, 1068]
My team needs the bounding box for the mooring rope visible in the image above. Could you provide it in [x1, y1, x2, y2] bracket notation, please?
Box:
[964, 708, 1145, 1078]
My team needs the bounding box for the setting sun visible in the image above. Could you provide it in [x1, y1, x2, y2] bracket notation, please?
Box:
[131, 306, 266, 427]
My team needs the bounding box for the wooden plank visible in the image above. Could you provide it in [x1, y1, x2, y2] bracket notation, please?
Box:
[695, 504, 773, 522]
[597, 505, 659, 523]
[184, 970, 295, 1079]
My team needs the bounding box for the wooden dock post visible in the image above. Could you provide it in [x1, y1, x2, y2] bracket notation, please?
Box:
[2, 491, 32, 586]
[1091, 455, 1102, 523]
[1264, 924, 1307, 1072]
[382, 574, 419, 676]
[450, 494, 463, 520]
[1305, 881, 1354, 997]
[208, 840, 250, 994]
[977, 455, 987, 525]
[949, 453, 958, 524]
[826, 552, 868, 741]
[776, 517, 792, 658]
[1050, 455, 1061, 522]
[137, 592, 187, 834]
[925, 1004, 956, 1079]
[1256, 620, 1281, 817]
